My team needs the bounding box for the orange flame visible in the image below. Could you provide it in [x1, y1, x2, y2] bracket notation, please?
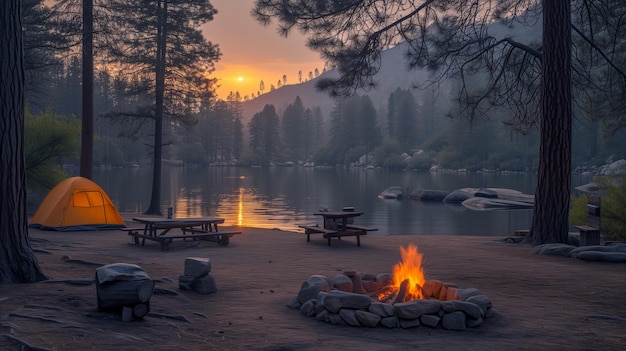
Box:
[392, 243, 426, 300]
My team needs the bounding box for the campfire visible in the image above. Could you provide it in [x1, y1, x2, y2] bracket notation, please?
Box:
[288, 243, 493, 330]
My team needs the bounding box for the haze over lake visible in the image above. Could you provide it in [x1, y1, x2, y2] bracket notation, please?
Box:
[92, 167, 593, 236]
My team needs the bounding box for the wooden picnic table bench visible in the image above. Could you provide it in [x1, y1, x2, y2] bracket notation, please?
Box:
[298, 225, 374, 247]
[125, 217, 240, 250]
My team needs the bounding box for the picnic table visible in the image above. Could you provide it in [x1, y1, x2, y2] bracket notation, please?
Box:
[298, 210, 377, 246]
[123, 217, 241, 250]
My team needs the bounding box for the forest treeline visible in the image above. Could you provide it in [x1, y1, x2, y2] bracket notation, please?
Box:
[23, 0, 626, 184]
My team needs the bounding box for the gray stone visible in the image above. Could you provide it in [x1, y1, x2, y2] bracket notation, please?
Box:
[422, 280, 442, 299]
[442, 300, 483, 319]
[301, 275, 331, 291]
[466, 316, 483, 328]
[368, 301, 395, 317]
[298, 284, 321, 304]
[361, 273, 377, 281]
[351, 274, 366, 294]
[355, 310, 381, 327]
[331, 275, 353, 292]
[420, 314, 441, 327]
[465, 295, 492, 314]
[316, 309, 330, 322]
[192, 274, 217, 294]
[184, 257, 211, 278]
[442, 311, 466, 330]
[287, 295, 301, 309]
[178, 275, 196, 291]
[380, 316, 399, 328]
[328, 313, 346, 325]
[339, 309, 361, 327]
[323, 290, 372, 313]
[394, 300, 442, 319]
[300, 299, 317, 317]
[399, 318, 421, 329]
[315, 293, 328, 315]
[443, 190, 472, 203]
[441, 301, 455, 313]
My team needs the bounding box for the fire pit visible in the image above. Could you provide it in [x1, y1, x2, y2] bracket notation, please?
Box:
[288, 244, 493, 329]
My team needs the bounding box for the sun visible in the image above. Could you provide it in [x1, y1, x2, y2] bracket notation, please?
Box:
[237, 76, 244, 82]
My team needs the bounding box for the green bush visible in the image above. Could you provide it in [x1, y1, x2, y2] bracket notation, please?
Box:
[571, 175, 626, 242]
[568, 193, 588, 226]
[595, 175, 626, 241]
[25, 109, 79, 191]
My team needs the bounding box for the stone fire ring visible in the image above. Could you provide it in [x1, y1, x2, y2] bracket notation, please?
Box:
[287, 271, 493, 330]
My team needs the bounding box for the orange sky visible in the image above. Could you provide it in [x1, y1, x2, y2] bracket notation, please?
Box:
[202, 0, 325, 100]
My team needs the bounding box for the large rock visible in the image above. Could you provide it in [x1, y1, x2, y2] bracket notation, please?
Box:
[394, 300, 442, 319]
[322, 290, 372, 313]
[410, 189, 450, 201]
[443, 190, 472, 203]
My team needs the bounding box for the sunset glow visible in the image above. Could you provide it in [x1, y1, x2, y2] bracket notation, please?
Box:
[202, 0, 324, 101]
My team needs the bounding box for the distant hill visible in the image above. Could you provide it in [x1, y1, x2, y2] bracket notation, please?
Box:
[240, 15, 541, 124]
[240, 41, 433, 123]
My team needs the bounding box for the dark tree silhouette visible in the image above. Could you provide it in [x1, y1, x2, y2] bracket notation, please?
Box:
[1, 0, 47, 283]
[108, 0, 220, 215]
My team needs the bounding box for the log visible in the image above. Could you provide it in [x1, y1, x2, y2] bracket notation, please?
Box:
[133, 303, 150, 319]
[96, 278, 154, 310]
[95, 263, 154, 315]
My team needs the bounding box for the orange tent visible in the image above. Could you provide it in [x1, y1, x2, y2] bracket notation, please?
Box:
[30, 177, 125, 231]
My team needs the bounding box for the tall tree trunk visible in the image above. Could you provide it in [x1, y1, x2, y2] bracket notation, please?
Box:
[80, 0, 94, 180]
[0, 0, 47, 283]
[145, 0, 167, 215]
[530, 0, 572, 245]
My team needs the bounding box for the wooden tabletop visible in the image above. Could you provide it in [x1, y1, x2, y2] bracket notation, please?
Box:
[313, 211, 363, 218]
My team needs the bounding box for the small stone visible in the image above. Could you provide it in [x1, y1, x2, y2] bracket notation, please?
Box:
[380, 316, 400, 328]
[184, 257, 211, 278]
[339, 309, 361, 327]
[298, 285, 321, 304]
[355, 310, 382, 327]
[394, 300, 441, 319]
[442, 311, 466, 330]
[420, 314, 441, 328]
[323, 290, 372, 313]
[368, 301, 395, 317]
[328, 313, 345, 325]
[316, 309, 330, 322]
[287, 296, 301, 309]
[465, 295, 492, 314]
[192, 274, 217, 294]
[331, 275, 353, 292]
[399, 318, 421, 329]
[301, 275, 330, 292]
[300, 299, 317, 317]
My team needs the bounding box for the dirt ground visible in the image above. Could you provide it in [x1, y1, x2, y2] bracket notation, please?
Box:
[1, 214, 625, 351]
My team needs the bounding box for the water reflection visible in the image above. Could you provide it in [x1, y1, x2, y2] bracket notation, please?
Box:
[92, 167, 592, 236]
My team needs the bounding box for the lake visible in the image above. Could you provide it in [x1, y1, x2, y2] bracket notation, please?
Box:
[92, 166, 593, 236]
